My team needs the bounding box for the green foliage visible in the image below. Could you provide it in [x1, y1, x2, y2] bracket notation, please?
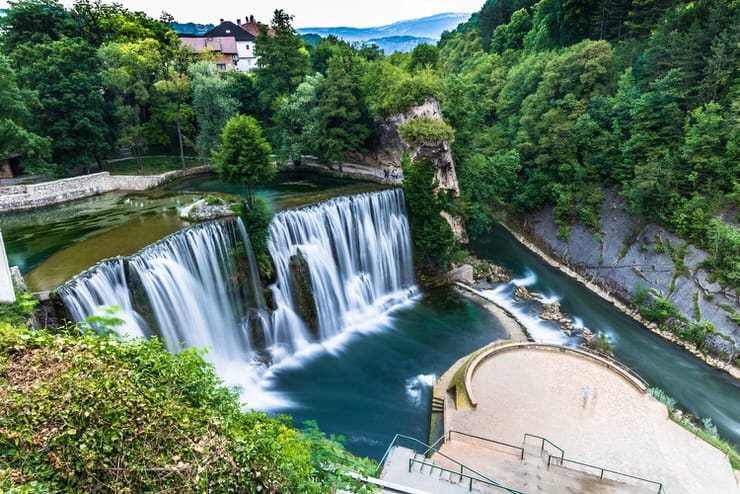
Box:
[440, 0, 740, 291]
[408, 43, 440, 72]
[402, 156, 459, 273]
[212, 114, 274, 206]
[241, 196, 276, 280]
[189, 62, 239, 161]
[0, 54, 52, 171]
[398, 118, 455, 145]
[273, 73, 323, 164]
[0, 290, 37, 327]
[254, 9, 311, 112]
[376, 67, 444, 116]
[315, 54, 372, 167]
[0, 325, 376, 492]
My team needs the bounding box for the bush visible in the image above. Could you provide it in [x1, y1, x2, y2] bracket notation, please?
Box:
[398, 118, 455, 145]
[241, 196, 275, 280]
[0, 289, 37, 327]
[0, 325, 375, 493]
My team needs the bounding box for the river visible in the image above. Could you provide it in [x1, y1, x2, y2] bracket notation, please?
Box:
[1, 173, 737, 460]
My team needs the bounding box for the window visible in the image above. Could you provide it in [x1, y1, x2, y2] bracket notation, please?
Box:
[216, 63, 226, 71]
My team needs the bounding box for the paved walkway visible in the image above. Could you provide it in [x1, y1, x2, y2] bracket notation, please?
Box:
[442, 344, 738, 493]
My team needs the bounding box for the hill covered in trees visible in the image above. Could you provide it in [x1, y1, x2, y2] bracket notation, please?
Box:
[438, 0, 738, 292]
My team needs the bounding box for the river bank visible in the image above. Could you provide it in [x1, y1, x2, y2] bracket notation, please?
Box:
[500, 222, 740, 380]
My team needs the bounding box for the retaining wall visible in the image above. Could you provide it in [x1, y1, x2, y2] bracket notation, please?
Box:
[0, 166, 210, 213]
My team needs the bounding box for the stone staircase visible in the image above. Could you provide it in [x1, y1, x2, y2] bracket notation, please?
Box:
[380, 436, 661, 494]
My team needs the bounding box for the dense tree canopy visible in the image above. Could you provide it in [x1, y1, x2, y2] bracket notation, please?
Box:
[440, 0, 739, 289]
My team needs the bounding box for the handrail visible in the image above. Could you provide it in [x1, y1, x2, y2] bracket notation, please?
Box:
[377, 434, 523, 493]
[548, 454, 665, 493]
[523, 433, 565, 462]
[407, 457, 525, 494]
[448, 430, 524, 460]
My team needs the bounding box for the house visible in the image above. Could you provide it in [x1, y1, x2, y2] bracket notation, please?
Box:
[180, 19, 261, 72]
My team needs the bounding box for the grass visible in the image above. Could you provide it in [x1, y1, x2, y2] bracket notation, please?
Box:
[103, 155, 205, 176]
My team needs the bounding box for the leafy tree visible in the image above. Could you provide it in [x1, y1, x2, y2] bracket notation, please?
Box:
[680, 102, 734, 196]
[99, 39, 163, 172]
[402, 156, 458, 272]
[188, 62, 238, 161]
[0, 55, 51, 172]
[315, 55, 372, 168]
[148, 44, 196, 167]
[253, 9, 311, 112]
[212, 114, 274, 206]
[0, 0, 76, 54]
[14, 37, 111, 172]
[273, 73, 323, 165]
[408, 43, 440, 72]
[222, 70, 263, 119]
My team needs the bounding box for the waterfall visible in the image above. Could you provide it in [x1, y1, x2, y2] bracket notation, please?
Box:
[266, 188, 418, 359]
[58, 189, 418, 404]
[58, 218, 267, 365]
[57, 258, 148, 339]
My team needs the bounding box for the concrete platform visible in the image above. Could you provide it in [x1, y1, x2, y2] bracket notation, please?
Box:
[441, 343, 738, 493]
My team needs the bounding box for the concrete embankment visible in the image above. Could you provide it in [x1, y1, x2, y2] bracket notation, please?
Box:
[0, 166, 210, 214]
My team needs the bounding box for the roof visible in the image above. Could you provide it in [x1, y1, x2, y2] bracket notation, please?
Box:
[204, 21, 255, 41]
[180, 36, 238, 54]
[241, 22, 273, 37]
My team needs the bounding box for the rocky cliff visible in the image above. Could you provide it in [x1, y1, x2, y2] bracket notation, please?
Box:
[518, 190, 738, 369]
[375, 97, 460, 196]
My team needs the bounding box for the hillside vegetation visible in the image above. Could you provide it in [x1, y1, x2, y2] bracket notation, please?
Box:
[439, 0, 739, 291]
[0, 322, 375, 492]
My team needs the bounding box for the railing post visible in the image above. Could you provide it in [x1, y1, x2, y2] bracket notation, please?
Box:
[600, 468, 604, 480]
[408, 458, 412, 473]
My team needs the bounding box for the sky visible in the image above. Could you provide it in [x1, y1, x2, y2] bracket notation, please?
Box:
[1, 1, 484, 28]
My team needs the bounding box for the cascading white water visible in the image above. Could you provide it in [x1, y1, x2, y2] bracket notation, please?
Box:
[267, 188, 418, 359]
[58, 218, 267, 364]
[57, 258, 148, 339]
[59, 190, 418, 404]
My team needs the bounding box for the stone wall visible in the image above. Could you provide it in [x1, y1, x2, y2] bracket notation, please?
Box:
[0, 166, 210, 213]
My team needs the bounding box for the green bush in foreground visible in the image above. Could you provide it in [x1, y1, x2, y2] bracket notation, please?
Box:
[0, 324, 375, 493]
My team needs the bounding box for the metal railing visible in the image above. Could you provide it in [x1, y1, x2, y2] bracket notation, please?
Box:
[523, 433, 565, 463]
[547, 455, 665, 493]
[448, 430, 524, 460]
[377, 434, 523, 494]
[407, 457, 525, 494]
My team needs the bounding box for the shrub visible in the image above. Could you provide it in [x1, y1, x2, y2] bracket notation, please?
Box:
[0, 325, 375, 493]
[398, 118, 455, 145]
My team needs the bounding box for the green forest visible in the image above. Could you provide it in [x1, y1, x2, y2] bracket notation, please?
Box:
[440, 0, 739, 290]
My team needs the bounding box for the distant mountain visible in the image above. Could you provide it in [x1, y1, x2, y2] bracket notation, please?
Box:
[172, 22, 215, 36]
[296, 12, 470, 52]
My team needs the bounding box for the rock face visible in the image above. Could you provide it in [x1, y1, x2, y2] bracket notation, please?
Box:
[376, 97, 464, 239]
[288, 250, 319, 337]
[377, 97, 460, 197]
[519, 189, 739, 363]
